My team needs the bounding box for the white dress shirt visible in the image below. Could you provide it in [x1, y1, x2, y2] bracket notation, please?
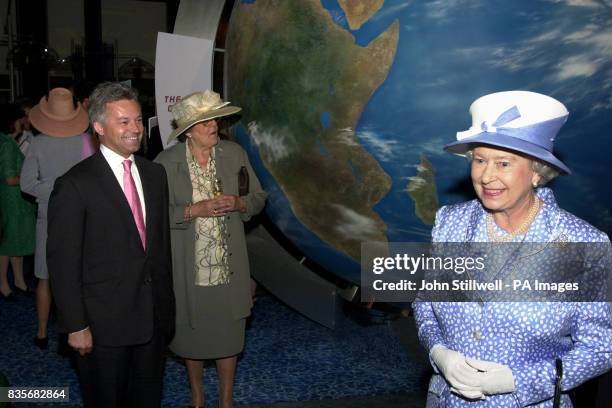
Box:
[100, 145, 147, 222]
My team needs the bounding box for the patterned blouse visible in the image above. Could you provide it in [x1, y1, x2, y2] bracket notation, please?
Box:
[186, 144, 230, 286]
[413, 188, 612, 407]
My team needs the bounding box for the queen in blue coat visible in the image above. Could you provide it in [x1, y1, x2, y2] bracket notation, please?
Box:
[412, 91, 611, 407]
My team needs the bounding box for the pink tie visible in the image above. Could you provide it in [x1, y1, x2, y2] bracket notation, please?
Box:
[122, 160, 146, 250]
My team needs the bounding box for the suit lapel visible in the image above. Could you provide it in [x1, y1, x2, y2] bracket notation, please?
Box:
[175, 143, 193, 199]
[214, 142, 233, 189]
[135, 156, 156, 254]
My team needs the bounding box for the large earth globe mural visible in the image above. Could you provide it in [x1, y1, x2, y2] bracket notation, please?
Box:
[225, 0, 612, 284]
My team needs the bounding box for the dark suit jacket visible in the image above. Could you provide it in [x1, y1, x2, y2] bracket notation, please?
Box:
[47, 150, 175, 346]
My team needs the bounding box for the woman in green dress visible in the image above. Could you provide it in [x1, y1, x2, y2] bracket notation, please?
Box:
[0, 104, 36, 300]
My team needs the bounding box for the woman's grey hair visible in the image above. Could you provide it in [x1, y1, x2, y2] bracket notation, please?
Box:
[530, 160, 559, 186]
[88, 82, 139, 127]
[465, 149, 559, 186]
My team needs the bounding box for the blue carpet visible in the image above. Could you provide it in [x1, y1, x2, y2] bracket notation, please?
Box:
[0, 293, 424, 406]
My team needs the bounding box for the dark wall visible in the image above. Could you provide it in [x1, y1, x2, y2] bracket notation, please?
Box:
[16, 0, 48, 98]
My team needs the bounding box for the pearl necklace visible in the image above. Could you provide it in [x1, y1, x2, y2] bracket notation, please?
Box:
[486, 196, 541, 242]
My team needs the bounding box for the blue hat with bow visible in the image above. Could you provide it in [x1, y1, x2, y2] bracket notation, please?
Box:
[444, 91, 571, 174]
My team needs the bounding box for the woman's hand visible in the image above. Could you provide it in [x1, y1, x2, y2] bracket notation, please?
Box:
[189, 198, 220, 218]
[430, 345, 484, 399]
[211, 194, 246, 215]
[189, 195, 246, 219]
[466, 357, 515, 395]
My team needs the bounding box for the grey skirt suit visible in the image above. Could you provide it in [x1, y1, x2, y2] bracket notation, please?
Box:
[20, 134, 94, 279]
[155, 140, 266, 359]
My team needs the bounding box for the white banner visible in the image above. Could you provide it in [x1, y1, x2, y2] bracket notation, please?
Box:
[155, 32, 214, 148]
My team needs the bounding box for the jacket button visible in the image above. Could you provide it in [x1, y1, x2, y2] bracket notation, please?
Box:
[473, 330, 482, 341]
[144, 277, 152, 284]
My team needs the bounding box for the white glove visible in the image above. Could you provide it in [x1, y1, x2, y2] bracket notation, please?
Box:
[450, 387, 485, 400]
[466, 357, 516, 395]
[430, 345, 484, 399]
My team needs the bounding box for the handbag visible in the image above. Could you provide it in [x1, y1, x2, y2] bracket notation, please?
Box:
[553, 358, 563, 408]
[238, 166, 249, 196]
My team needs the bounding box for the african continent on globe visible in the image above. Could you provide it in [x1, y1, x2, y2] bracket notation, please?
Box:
[227, 0, 612, 283]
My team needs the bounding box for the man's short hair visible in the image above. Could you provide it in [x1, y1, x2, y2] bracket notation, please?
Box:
[88, 82, 139, 127]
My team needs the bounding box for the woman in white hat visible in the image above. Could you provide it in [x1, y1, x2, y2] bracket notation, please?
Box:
[20, 87, 95, 349]
[155, 90, 267, 408]
[412, 91, 611, 406]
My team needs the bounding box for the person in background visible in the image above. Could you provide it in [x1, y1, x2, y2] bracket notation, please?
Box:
[47, 82, 174, 407]
[412, 91, 611, 407]
[0, 104, 36, 301]
[71, 81, 97, 148]
[13, 98, 35, 154]
[155, 90, 266, 408]
[71, 80, 95, 111]
[20, 88, 94, 349]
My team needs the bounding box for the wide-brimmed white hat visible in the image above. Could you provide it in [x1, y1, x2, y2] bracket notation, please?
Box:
[29, 87, 89, 137]
[167, 90, 241, 143]
[444, 91, 571, 174]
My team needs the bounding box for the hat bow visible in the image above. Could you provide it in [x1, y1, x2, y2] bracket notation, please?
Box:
[457, 105, 567, 151]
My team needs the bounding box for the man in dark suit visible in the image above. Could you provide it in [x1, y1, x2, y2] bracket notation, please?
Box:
[47, 82, 174, 407]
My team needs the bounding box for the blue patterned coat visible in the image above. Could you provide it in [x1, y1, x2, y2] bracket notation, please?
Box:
[413, 188, 611, 407]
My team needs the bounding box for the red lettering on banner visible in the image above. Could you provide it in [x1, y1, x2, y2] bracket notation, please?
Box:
[164, 95, 182, 105]
[165, 95, 182, 111]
